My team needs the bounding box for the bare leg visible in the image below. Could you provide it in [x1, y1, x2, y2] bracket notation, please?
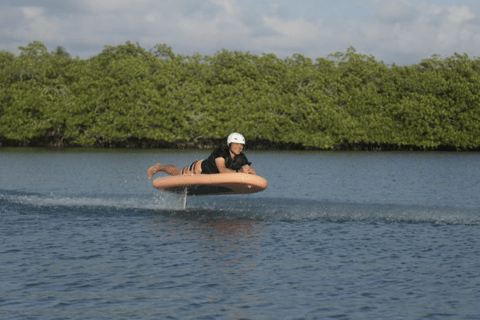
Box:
[147, 163, 182, 179]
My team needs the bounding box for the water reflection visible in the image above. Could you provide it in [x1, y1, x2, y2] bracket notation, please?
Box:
[146, 210, 266, 317]
[148, 210, 264, 273]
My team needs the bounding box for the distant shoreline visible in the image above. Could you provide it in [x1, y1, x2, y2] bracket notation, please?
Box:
[1, 138, 477, 151]
[2, 42, 480, 152]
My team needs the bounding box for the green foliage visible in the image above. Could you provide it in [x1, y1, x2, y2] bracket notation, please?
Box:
[1, 41, 479, 150]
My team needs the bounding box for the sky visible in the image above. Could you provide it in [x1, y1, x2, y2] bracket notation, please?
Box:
[1, 0, 480, 65]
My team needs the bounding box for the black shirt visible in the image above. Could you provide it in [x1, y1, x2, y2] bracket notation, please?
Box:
[201, 145, 251, 174]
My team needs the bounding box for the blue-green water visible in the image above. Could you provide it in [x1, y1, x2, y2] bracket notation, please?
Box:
[1, 149, 480, 319]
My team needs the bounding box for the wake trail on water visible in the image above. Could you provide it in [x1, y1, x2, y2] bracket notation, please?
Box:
[174, 198, 480, 225]
[1, 191, 478, 225]
[0, 190, 186, 211]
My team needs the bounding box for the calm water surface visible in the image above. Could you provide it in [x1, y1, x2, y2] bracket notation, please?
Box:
[1, 148, 479, 319]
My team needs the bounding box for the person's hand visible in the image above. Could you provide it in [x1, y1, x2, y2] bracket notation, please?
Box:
[240, 165, 256, 175]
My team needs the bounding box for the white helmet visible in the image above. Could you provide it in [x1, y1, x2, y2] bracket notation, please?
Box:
[227, 132, 245, 145]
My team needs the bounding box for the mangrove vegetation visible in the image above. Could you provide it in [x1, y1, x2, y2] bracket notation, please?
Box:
[1, 41, 479, 150]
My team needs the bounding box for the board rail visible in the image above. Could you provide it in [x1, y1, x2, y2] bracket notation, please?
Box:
[152, 173, 268, 196]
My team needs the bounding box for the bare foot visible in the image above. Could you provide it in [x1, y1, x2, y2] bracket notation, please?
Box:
[147, 163, 182, 179]
[147, 164, 162, 179]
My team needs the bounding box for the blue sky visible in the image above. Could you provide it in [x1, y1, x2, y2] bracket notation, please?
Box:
[1, 0, 479, 65]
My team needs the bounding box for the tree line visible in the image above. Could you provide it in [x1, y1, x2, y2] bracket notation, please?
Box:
[1, 41, 479, 150]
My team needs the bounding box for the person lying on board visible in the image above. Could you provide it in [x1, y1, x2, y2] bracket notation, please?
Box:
[147, 132, 257, 179]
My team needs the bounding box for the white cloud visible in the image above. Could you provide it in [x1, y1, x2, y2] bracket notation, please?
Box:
[351, 1, 480, 62]
[20, 6, 45, 20]
[372, 0, 419, 24]
[210, 0, 238, 16]
[262, 16, 323, 40]
[80, 0, 156, 13]
[1, 0, 479, 64]
[446, 5, 475, 24]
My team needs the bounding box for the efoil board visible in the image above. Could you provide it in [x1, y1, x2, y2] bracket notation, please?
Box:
[152, 173, 268, 196]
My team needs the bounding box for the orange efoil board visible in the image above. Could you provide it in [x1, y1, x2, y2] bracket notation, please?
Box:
[152, 173, 268, 196]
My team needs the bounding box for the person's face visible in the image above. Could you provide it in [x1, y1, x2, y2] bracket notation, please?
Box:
[229, 142, 244, 156]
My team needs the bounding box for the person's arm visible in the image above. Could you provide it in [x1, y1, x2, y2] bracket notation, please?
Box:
[215, 158, 257, 174]
[215, 157, 237, 173]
